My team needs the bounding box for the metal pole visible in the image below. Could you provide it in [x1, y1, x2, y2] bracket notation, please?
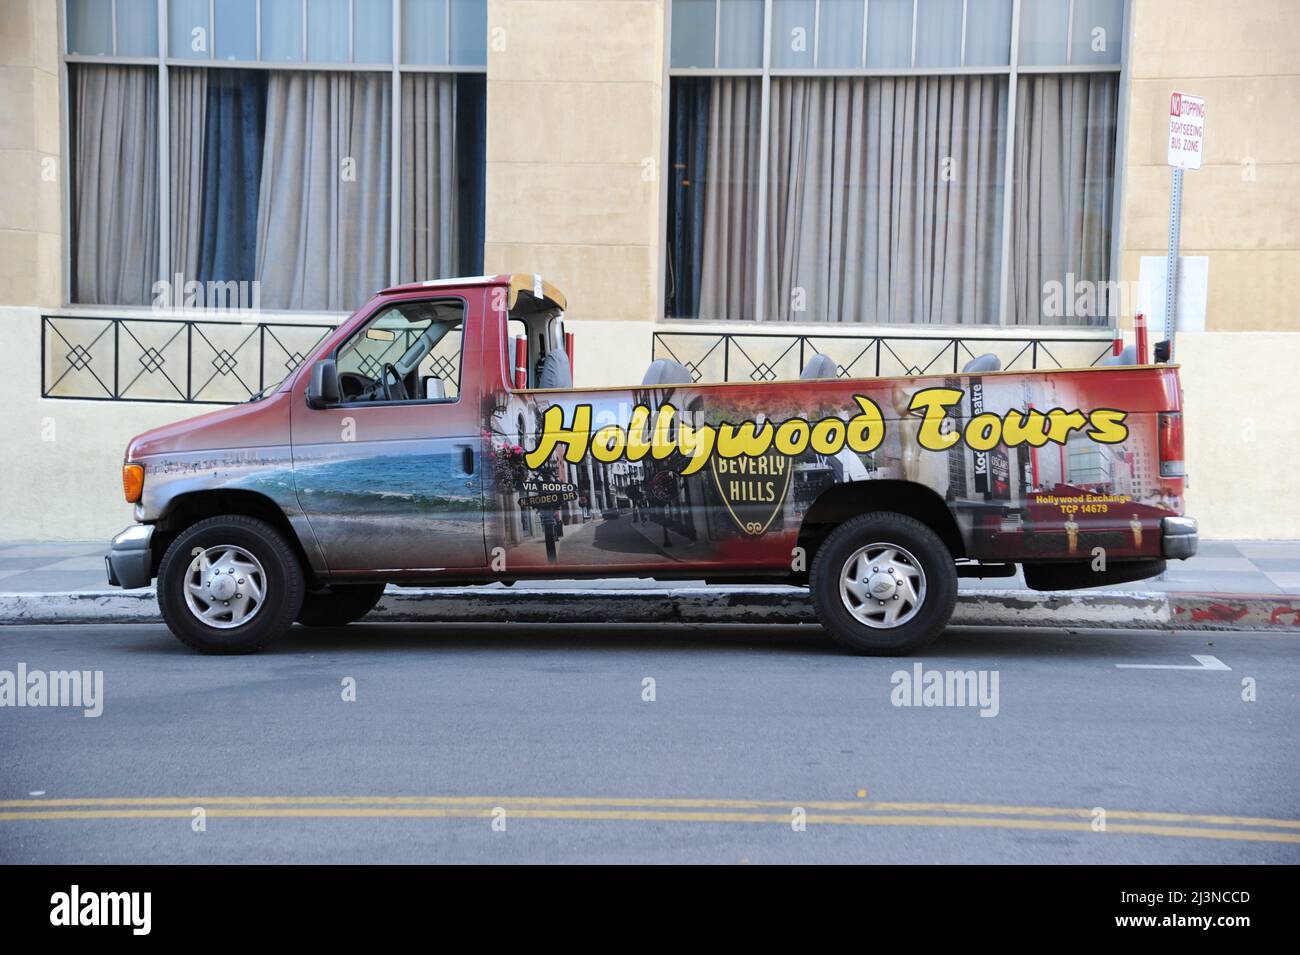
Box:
[1163, 167, 1184, 353]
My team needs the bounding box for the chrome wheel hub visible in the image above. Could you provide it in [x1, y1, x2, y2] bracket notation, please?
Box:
[183, 545, 266, 629]
[867, 571, 898, 601]
[839, 542, 926, 629]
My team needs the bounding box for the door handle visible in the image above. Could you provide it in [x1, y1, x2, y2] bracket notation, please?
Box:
[462, 445, 475, 476]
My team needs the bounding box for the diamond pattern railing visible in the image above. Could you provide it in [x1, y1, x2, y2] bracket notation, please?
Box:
[42, 314, 465, 404]
[41, 315, 337, 404]
[651, 330, 1118, 384]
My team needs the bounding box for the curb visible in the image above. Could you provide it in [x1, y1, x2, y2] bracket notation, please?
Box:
[0, 587, 1297, 632]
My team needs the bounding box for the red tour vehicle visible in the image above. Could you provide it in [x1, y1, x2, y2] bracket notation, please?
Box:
[105, 274, 1197, 655]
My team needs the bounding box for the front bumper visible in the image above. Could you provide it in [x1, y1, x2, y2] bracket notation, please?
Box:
[1161, 516, 1198, 560]
[105, 523, 155, 589]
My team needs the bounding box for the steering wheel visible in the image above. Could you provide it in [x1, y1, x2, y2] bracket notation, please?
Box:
[380, 363, 408, 402]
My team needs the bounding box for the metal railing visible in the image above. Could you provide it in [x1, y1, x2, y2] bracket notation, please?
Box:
[651, 329, 1118, 383]
[41, 315, 338, 404]
[41, 314, 465, 405]
[42, 315, 1117, 404]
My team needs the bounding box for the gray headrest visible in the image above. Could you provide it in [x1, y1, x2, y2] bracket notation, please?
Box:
[641, 358, 693, 386]
[537, 350, 572, 389]
[962, 353, 1002, 374]
[1101, 345, 1138, 366]
[800, 354, 839, 380]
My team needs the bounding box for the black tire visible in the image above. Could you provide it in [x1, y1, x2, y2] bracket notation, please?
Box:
[157, 515, 306, 654]
[296, 583, 387, 627]
[810, 512, 957, 656]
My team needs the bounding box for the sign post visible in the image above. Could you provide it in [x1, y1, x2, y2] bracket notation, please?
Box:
[1164, 91, 1206, 356]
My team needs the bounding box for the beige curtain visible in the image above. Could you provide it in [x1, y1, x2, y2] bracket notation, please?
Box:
[697, 77, 762, 321]
[168, 68, 207, 285]
[1011, 73, 1119, 325]
[400, 72, 458, 283]
[255, 71, 392, 310]
[761, 75, 1006, 324]
[71, 65, 159, 305]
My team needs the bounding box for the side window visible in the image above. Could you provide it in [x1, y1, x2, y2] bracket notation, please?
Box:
[337, 320, 414, 380]
[417, 323, 463, 399]
[334, 300, 465, 403]
[507, 318, 529, 388]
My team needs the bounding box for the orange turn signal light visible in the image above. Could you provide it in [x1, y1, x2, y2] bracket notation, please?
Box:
[122, 463, 144, 504]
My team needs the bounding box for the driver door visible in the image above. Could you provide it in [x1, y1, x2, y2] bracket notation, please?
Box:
[290, 294, 486, 574]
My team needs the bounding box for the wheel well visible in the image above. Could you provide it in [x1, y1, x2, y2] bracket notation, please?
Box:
[151, 490, 315, 582]
[796, 480, 966, 578]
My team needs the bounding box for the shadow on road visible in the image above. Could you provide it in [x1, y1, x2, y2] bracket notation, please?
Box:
[112, 622, 1231, 662]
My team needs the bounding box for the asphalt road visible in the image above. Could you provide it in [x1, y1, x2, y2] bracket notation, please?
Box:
[1, 621, 1296, 864]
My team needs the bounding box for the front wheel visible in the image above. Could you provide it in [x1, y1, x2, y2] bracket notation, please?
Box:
[810, 512, 957, 655]
[157, 515, 306, 654]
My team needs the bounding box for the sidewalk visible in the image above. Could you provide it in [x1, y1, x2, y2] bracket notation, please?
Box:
[0, 538, 1297, 631]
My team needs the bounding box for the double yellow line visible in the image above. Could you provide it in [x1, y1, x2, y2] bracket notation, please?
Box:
[2, 795, 1298, 844]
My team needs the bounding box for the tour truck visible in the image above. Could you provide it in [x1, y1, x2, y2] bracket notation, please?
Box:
[105, 274, 1197, 654]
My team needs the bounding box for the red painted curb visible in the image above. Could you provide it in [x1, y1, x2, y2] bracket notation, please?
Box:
[1170, 593, 1300, 631]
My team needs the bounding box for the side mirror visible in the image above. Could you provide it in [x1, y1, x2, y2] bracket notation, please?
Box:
[306, 359, 340, 408]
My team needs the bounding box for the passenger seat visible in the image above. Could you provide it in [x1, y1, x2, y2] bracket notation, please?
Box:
[800, 354, 839, 380]
[641, 358, 693, 386]
[1101, 345, 1138, 366]
[962, 353, 1002, 374]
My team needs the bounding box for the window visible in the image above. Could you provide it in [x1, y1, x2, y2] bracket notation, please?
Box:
[63, 0, 488, 310]
[335, 299, 465, 401]
[666, 0, 1126, 325]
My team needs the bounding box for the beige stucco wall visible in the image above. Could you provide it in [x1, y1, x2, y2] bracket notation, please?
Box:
[1119, 0, 1300, 331]
[483, 0, 664, 324]
[0, 0, 61, 308]
[1176, 332, 1300, 539]
[1115, 0, 1300, 538]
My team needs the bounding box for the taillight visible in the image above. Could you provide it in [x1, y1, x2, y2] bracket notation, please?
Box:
[1158, 413, 1184, 478]
[122, 463, 144, 503]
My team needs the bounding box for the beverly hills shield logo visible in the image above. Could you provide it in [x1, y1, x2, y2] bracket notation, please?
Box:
[709, 449, 793, 536]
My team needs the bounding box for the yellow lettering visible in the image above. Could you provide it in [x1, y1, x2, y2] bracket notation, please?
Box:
[910, 388, 962, 451]
[774, 419, 810, 455]
[1001, 408, 1051, 448]
[810, 417, 847, 455]
[677, 419, 716, 475]
[846, 395, 885, 453]
[716, 420, 774, 458]
[526, 404, 591, 468]
[650, 405, 679, 460]
[1045, 409, 1088, 444]
[1087, 409, 1129, 444]
[591, 424, 626, 463]
[965, 413, 1003, 452]
[624, 405, 652, 461]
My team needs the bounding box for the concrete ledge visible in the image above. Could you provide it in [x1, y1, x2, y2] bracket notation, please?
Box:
[0, 587, 1297, 632]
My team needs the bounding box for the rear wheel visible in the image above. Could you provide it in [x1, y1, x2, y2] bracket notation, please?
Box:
[296, 583, 387, 627]
[810, 512, 957, 655]
[157, 515, 305, 654]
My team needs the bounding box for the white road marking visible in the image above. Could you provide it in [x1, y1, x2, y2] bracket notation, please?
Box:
[1116, 654, 1231, 671]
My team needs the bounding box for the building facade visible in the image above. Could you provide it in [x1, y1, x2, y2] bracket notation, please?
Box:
[1, 0, 1297, 540]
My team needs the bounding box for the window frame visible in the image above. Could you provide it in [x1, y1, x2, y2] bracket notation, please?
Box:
[658, 0, 1132, 328]
[57, 0, 488, 311]
[329, 294, 468, 408]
